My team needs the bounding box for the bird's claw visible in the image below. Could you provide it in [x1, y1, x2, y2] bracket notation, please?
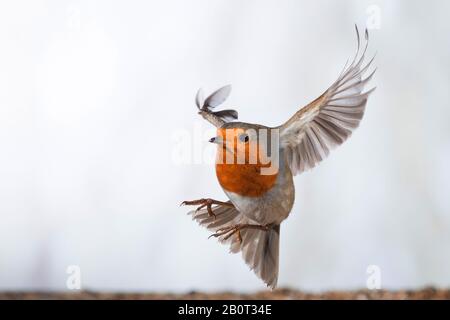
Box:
[209, 223, 271, 242]
[181, 198, 217, 219]
[209, 225, 241, 241]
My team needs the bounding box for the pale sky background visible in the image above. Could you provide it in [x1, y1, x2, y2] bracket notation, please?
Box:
[0, 0, 449, 292]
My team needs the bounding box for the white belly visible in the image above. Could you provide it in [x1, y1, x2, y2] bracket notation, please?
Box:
[224, 156, 295, 225]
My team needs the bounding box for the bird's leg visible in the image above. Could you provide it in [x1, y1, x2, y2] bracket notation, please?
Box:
[209, 223, 272, 241]
[181, 198, 234, 219]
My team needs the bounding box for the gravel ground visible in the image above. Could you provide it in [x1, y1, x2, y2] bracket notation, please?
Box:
[1, 288, 449, 300]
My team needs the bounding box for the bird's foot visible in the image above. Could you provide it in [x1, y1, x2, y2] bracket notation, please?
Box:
[180, 198, 234, 219]
[209, 223, 271, 242]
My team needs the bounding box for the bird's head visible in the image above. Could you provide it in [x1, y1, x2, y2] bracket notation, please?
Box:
[210, 122, 278, 171]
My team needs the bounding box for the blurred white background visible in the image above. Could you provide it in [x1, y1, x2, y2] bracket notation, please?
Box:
[0, 0, 449, 292]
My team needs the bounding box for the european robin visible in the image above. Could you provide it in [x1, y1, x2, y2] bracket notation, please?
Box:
[182, 26, 376, 288]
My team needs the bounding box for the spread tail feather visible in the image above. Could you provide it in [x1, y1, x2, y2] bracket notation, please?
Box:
[188, 203, 280, 288]
[236, 224, 279, 289]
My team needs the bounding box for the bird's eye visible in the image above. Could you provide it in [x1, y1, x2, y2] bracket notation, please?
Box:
[239, 134, 249, 143]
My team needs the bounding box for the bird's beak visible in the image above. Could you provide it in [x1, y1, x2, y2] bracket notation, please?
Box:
[209, 136, 221, 144]
[210, 136, 234, 153]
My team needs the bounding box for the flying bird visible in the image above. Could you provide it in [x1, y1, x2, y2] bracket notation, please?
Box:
[182, 26, 376, 288]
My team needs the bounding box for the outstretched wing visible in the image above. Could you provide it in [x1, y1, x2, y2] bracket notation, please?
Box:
[278, 26, 376, 175]
[196, 85, 238, 127]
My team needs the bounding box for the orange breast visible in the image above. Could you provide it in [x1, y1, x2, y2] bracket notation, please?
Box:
[216, 162, 277, 197]
[215, 128, 278, 197]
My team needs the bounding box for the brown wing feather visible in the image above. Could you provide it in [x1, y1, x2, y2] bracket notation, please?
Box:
[279, 26, 376, 175]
